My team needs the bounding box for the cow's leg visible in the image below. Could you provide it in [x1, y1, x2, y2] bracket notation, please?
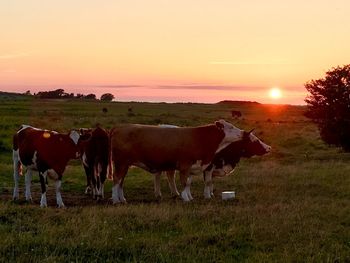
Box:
[99, 162, 107, 199]
[91, 165, 98, 199]
[203, 170, 213, 199]
[39, 172, 48, 208]
[83, 165, 92, 195]
[210, 182, 214, 197]
[24, 168, 33, 201]
[186, 174, 194, 201]
[179, 169, 191, 202]
[94, 162, 104, 200]
[55, 179, 65, 208]
[166, 170, 180, 197]
[12, 150, 20, 200]
[154, 172, 162, 198]
[112, 165, 128, 204]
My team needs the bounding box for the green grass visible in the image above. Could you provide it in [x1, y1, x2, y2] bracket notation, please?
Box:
[0, 97, 349, 262]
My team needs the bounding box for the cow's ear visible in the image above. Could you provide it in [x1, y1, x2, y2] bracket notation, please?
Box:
[69, 130, 80, 145]
[79, 131, 92, 141]
[215, 121, 225, 130]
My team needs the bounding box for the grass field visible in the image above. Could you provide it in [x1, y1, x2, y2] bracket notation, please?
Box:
[0, 95, 349, 262]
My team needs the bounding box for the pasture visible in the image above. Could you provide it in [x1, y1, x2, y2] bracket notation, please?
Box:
[0, 95, 349, 262]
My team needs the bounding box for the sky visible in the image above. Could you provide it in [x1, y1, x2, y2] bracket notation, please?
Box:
[1, 0, 350, 104]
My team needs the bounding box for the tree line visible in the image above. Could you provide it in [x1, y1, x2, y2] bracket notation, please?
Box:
[26, 89, 115, 102]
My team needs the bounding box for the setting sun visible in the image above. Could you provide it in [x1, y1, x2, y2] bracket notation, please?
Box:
[269, 88, 282, 99]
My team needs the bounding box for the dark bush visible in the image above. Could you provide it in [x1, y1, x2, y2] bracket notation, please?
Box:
[305, 64, 350, 151]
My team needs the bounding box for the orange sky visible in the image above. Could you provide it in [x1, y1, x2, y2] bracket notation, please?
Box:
[1, 1, 350, 104]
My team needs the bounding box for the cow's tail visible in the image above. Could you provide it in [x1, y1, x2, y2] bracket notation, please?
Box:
[107, 128, 114, 180]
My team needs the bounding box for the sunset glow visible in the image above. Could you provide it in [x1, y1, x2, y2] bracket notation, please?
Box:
[269, 88, 282, 99]
[1, 1, 350, 104]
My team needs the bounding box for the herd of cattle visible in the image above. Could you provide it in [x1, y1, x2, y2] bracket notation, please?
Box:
[12, 120, 271, 207]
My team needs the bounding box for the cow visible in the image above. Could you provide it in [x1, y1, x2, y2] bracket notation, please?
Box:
[153, 129, 271, 199]
[78, 127, 109, 200]
[203, 129, 270, 198]
[109, 120, 244, 203]
[231, 110, 242, 118]
[12, 125, 82, 208]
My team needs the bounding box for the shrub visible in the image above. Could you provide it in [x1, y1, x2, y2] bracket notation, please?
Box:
[305, 64, 350, 151]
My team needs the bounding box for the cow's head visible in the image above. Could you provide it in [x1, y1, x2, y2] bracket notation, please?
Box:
[75, 128, 93, 155]
[241, 129, 271, 157]
[211, 129, 270, 177]
[215, 120, 243, 152]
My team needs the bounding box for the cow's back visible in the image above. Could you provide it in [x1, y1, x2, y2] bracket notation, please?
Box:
[110, 124, 224, 169]
[16, 126, 76, 174]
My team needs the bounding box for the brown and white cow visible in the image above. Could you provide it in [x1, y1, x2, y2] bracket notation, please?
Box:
[109, 120, 244, 203]
[153, 130, 271, 199]
[12, 125, 81, 207]
[78, 126, 109, 200]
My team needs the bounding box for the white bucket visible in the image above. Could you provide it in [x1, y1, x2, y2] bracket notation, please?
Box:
[222, 191, 235, 200]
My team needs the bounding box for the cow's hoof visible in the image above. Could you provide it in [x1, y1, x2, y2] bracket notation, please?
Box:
[203, 191, 212, 199]
[95, 195, 104, 202]
[85, 186, 92, 195]
[181, 191, 190, 202]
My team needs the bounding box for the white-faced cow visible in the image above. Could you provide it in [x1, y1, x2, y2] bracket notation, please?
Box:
[12, 125, 81, 207]
[153, 129, 271, 199]
[109, 120, 244, 203]
[78, 127, 109, 200]
[202, 129, 271, 198]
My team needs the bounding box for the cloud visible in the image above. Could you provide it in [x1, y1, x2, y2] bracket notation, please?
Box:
[0, 52, 31, 60]
[156, 84, 263, 91]
[209, 61, 295, 65]
[97, 85, 143, 89]
[1, 69, 16, 73]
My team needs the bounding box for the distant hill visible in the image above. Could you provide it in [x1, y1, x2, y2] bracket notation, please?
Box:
[217, 100, 261, 106]
[0, 91, 31, 100]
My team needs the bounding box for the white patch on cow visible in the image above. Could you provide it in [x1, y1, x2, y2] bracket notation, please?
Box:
[158, 124, 179, 128]
[215, 120, 243, 154]
[203, 170, 213, 199]
[185, 175, 193, 200]
[25, 151, 38, 170]
[82, 152, 88, 167]
[112, 184, 126, 203]
[12, 149, 20, 200]
[210, 183, 214, 197]
[40, 192, 47, 208]
[55, 180, 65, 208]
[118, 185, 126, 203]
[69, 130, 80, 145]
[250, 133, 271, 152]
[181, 190, 190, 202]
[25, 169, 32, 201]
[85, 185, 91, 195]
[17, 125, 37, 134]
[112, 184, 119, 203]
